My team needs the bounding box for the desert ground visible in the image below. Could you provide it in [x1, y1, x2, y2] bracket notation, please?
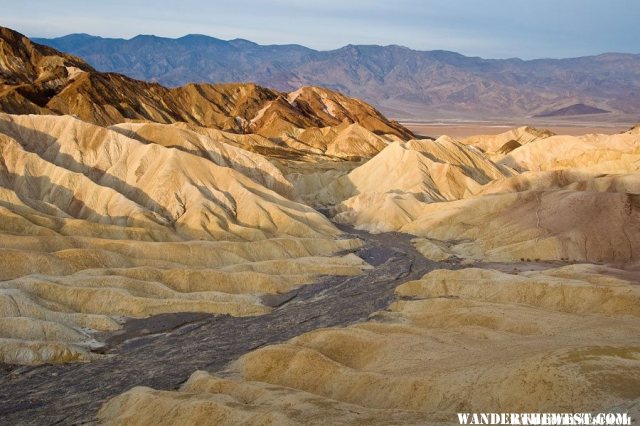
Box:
[0, 26, 639, 425]
[1, 114, 638, 424]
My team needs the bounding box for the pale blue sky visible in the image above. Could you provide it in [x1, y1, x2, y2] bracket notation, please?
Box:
[1, 0, 638, 58]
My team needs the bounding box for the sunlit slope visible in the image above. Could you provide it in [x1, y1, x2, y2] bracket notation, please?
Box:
[0, 113, 369, 365]
[99, 265, 640, 424]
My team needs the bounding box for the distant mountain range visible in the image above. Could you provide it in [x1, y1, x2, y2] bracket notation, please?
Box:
[33, 33, 640, 121]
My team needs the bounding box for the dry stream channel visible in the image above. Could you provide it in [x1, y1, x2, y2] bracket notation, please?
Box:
[0, 224, 564, 425]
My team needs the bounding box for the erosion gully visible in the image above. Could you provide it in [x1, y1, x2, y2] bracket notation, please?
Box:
[0, 224, 456, 425]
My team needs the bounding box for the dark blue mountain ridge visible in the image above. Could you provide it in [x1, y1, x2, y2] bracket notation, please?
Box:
[33, 33, 640, 120]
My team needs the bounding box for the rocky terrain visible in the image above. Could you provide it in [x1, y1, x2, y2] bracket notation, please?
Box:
[34, 32, 640, 121]
[0, 27, 410, 147]
[99, 264, 640, 425]
[0, 27, 639, 425]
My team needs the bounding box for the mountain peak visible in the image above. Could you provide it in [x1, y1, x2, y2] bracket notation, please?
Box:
[0, 26, 93, 85]
[0, 26, 412, 144]
[535, 103, 611, 117]
[177, 33, 226, 43]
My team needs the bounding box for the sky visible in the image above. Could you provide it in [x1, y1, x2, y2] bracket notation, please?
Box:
[1, 0, 639, 59]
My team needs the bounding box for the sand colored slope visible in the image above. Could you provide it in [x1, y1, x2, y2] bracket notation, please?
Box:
[462, 126, 555, 158]
[0, 113, 339, 241]
[0, 236, 366, 280]
[401, 189, 640, 263]
[169, 122, 306, 160]
[281, 122, 400, 160]
[295, 136, 511, 232]
[110, 122, 295, 198]
[324, 123, 399, 158]
[0, 112, 373, 365]
[331, 192, 430, 233]
[281, 157, 367, 209]
[474, 169, 640, 197]
[500, 128, 640, 173]
[403, 132, 640, 264]
[312, 137, 509, 205]
[99, 265, 640, 424]
[98, 371, 436, 425]
[0, 211, 367, 365]
[287, 125, 640, 259]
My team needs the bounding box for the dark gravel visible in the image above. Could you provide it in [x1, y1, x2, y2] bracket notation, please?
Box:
[0, 226, 450, 425]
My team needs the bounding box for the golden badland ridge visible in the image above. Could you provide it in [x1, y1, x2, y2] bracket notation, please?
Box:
[0, 26, 411, 159]
[0, 26, 639, 424]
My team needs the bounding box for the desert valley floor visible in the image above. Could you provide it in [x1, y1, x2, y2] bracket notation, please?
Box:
[0, 26, 639, 425]
[0, 225, 440, 423]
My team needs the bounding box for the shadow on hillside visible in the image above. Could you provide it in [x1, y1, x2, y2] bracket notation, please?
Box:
[0, 116, 346, 241]
[0, 117, 177, 222]
[0, 168, 165, 232]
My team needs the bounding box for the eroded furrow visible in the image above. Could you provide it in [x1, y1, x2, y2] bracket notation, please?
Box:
[0, 227, 443, 426]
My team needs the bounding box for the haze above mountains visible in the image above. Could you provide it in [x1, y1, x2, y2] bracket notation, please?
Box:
[34, 33, 640, 121]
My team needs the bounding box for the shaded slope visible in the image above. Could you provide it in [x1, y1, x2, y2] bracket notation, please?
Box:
[1, 27, 413, 146]
[0, 27, 92, 115]
[110, 122, 296, 198]
[99, 265, 640, 424]
[0, 113, 339, 240]
[299, 136, 511, 232]
[0, 112, 371, 365]
[289, 125, 640, 262]
[402, 190, 640, 263]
